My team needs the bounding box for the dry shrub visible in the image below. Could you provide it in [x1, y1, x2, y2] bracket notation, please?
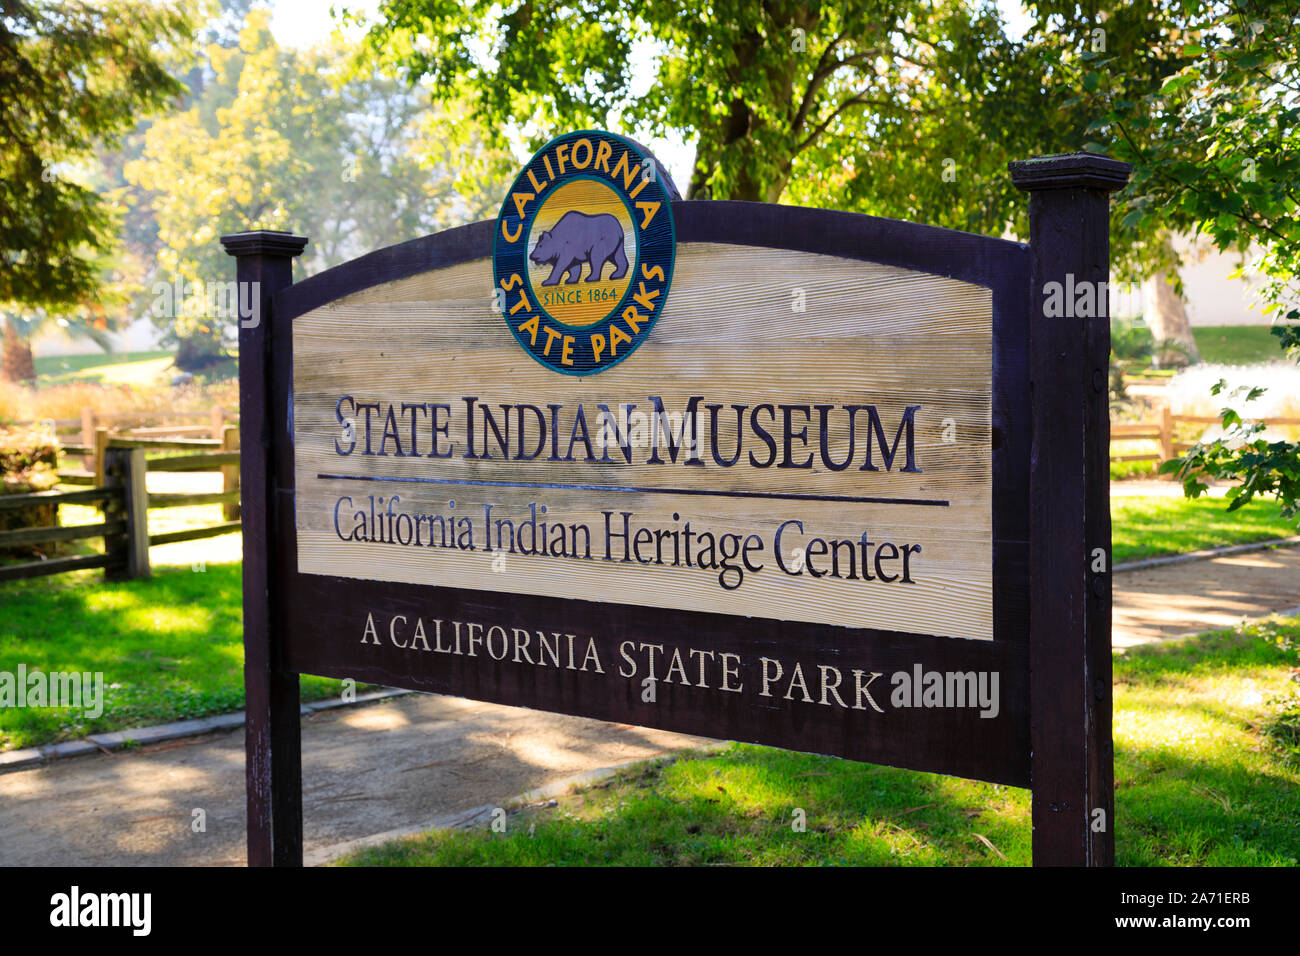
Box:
[0, 380, 240, 426]
[29, 383, 137, 421]
[0, 424, 60, 557]
[0, 381, 33, 423]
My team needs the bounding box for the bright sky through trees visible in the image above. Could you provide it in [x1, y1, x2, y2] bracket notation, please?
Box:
[264, 0, 1034, 203]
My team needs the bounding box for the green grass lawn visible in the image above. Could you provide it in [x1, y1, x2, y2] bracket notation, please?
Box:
[1123, 368, 1178, 379]
[0, 562, 356, 750]
[34, 350, 174, 385]
[1114, 323, 1285, 370]
[1111, 493, 1297, 564]
[1192, 325, 1288, 366]
[34, 350, 238, 386]
[336, 616, 1300, 867]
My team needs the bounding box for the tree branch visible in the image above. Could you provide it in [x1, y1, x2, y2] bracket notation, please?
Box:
[796, 91, 897, 153]
[1116, 116, 1293, 245]
[793, 45, 889, 133]
[792, 29, 845, 130]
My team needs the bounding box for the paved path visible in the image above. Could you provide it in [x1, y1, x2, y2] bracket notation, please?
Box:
[3, 539, 1299, 866]
[0, 695, 705, 866]
[1113, 543, 1300, 649]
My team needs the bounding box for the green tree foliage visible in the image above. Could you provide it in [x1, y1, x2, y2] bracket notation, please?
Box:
[1072, 0, 1300, 522]
[358, 0, 1042, 235]
[125, 7, 500, 368]
[1075, 0, 1299, 305]
[358, 1, 1293, 281]
[0, 0, 190, 311]
[0, 243, 131, 382]
[1014, 0, 1297, 338]
[94, 0, 241, 319]
[362, 0, 1300, 519]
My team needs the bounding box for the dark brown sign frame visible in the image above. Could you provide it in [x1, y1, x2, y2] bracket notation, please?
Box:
[223, 152, 1129, 867]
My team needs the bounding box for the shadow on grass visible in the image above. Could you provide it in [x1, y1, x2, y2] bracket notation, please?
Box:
[0, 562, 351, 749]
[1112, 623, 1300, 865]
[340, 624, 1300, 867]
[342, 744, 1033, 867]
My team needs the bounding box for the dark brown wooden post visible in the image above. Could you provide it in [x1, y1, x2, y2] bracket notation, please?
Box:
[221, 230, 308, 867]
[102, 445, 149, 581]
[1011, 153, 1130, 866]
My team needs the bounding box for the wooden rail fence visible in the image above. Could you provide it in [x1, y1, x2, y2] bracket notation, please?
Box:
[0, 442, 241, 584]
[1110, 406, 1300, 465]
[8, 407, 236, 483]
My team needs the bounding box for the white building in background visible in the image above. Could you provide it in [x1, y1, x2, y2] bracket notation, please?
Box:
[31, 315, 165, 358]
[1171, 235, 1281, 327]
[1111, 236, 1281, 328]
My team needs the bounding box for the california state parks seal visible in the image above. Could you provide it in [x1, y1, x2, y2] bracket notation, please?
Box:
[493, 130, 679, 375]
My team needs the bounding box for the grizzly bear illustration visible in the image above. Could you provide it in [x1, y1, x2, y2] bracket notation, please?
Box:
[530, 210, 629, 286]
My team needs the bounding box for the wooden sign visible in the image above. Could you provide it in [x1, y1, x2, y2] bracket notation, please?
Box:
[224, 142, 1129, 867]
[292, 246, 995, 641]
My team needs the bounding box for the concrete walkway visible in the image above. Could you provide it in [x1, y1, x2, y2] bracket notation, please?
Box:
[1113, 542, 1300, 649]
[0, 695, 705, 866]
[3, 539, 1299, 866]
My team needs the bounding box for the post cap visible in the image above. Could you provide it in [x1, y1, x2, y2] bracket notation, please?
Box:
[1009, 153, 1131, 193]
[220, 230, 309, 258]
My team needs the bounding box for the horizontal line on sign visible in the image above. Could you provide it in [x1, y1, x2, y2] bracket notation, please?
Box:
[315, 473, 950, 507]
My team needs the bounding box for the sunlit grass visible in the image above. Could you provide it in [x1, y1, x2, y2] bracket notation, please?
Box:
[1111, 494, 1296, 564]
[0, 562, 358, 749]
[33, 350, 173, 382]
[338, 617, 1300, 867]
[1192, 326, 1293, 367]
[11, 472, 243, 574]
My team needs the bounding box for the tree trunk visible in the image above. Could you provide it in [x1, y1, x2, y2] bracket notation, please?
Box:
[1144, 239, 1200, 368]
[2, 321, 36, 383]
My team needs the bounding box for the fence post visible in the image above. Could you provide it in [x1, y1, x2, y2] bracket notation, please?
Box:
[222, 424, 241, 521]
[102, 445, 151, 581]
[222, 228, 308, 867]
[1011, 153, 1130, 866]
[1160, 405, 1174, 464]
[93, 427, 110, 488]
[211, 406, 225, 440]
[81, 408, 96, 471]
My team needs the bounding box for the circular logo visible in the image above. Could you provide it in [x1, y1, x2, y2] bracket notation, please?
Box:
[493, 130, 677, 375]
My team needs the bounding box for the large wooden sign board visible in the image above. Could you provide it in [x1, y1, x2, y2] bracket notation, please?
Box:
[225, 143, 1129, 867]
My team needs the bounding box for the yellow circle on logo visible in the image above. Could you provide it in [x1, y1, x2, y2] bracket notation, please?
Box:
[527, 178, 637, 329]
